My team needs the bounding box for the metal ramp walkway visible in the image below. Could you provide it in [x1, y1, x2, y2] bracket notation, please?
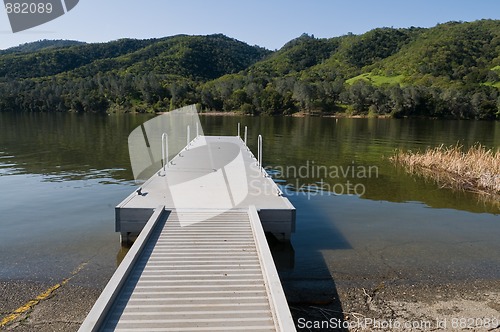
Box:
[80, 207, 295, 331]
[80, 113, 297, 331]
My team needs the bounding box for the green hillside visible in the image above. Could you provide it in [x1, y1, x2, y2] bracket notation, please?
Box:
[248, 34, 340, 76]
[0, 39, 86, 55]
[0, 34, 270, 112]
[0, 20, 499, 119]
[203, 20, 499, 118]
[390, 21, 499, 84]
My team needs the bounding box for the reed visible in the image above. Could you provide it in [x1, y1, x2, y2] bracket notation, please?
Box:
[391, 144, 500, 197]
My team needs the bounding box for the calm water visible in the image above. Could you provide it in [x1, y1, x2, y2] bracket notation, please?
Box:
[0, 113, 499, 295]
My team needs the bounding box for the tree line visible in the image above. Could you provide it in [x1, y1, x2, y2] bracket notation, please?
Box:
[1, 71, 497, 119]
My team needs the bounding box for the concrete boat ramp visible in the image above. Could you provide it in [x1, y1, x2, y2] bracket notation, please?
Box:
[80, 132, 296, 331]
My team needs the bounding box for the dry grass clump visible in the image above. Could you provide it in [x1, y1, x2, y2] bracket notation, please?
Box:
[391, 144, 499, 196]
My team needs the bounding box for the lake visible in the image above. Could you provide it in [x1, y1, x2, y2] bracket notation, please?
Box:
[0, 113, 499, 315]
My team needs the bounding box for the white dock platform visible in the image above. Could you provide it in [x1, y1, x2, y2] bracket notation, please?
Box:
[80, 134, 297, 331]
[116, 136, 295, 242]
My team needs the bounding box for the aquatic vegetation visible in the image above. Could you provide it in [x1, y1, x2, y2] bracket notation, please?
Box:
[391, 144, 500, 197]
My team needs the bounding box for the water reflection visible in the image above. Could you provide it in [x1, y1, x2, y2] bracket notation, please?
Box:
[1, 113, 498, 289]
[1, 113, 498, 212]
[201, 116, 499, 214]
[0, 112, 154, 182]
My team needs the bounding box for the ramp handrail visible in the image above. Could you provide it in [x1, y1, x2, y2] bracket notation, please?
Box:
[79, 206, 166, 332]
[248, 206, 296, 332]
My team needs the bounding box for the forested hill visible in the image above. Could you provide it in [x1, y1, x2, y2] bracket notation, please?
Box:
[0, 39, 86, 55]
[1, 20, 499, 119]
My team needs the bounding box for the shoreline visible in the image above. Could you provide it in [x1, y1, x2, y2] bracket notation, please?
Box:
[1, 276, 498, 331]
[196, 110, 393, 118]
[198, 111, 242, 116]
[290, 279, 500, 331]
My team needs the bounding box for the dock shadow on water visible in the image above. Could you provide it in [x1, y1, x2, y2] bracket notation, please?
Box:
[268, 192, 351, 332]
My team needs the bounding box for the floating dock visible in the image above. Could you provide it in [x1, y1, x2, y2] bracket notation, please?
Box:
[80, 134, 296, 331]
[116, 135, 295, 242]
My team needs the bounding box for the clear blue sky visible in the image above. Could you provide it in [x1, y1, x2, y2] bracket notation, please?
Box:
[1, 0, 500, 50]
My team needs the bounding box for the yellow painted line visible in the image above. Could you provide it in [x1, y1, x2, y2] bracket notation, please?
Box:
[0, 262, 88, 328]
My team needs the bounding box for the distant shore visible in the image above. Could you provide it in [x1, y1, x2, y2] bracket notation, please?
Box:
[198, 111, 241, 116]
[292, 111, 392, 119]
[155, 110, 394, 119]
[155, 110, 242, 116]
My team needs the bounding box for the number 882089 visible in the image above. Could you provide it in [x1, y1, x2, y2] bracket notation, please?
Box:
[5, 2, 53, 14]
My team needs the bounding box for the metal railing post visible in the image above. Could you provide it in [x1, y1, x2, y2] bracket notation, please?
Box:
[161, 133, 168, 172]
[237, 123, 241, 138]
[258, 134, 263, 171]
[186, 125, 190, 147]
[244, 126, 248, 145]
